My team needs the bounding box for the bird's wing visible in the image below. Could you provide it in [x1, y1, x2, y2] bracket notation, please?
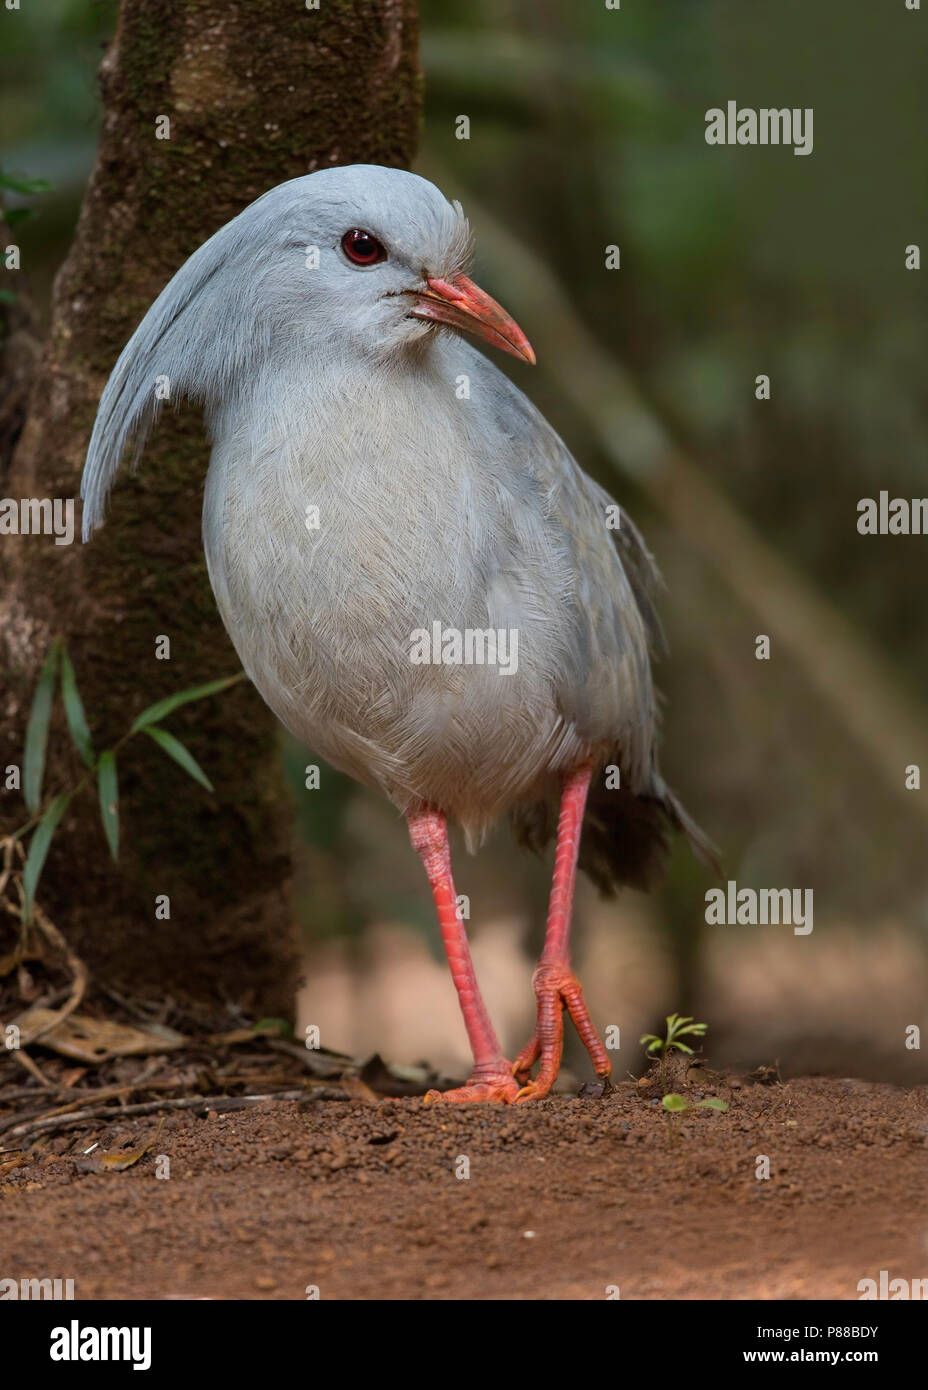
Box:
[465, 349, 719, 887]
[467, 349, 661, 793]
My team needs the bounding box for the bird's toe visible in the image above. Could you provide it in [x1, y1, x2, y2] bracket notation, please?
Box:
[424, 1073, 521, 1105]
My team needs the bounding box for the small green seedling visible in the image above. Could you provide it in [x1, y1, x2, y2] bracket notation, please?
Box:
[640, 1012, 708, 1095]
[660, 1089, 728, 1141]
[662, 1093, 728, 1115]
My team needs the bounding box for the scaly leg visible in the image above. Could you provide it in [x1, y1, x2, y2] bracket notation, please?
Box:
[512, 764, 611, 1102]
[408, 808, 519, 1104]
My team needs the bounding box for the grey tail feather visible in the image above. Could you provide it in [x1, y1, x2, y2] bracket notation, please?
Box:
[647, 772, 721, 880]
[512, 764, 720, 896]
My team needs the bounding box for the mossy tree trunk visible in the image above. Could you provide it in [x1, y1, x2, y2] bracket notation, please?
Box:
[0, 0, 421, 1017]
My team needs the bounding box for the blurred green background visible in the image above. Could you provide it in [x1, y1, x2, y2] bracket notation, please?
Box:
[4, 0, 927, 1080]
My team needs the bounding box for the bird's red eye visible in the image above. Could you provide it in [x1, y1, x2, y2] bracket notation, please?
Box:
[341, 229, 386, 266]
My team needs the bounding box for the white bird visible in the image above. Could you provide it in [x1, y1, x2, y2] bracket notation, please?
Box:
[82, 164, 713, 1103]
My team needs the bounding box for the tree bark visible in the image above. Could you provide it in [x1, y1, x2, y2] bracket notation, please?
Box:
[1, 0, 421, 1018]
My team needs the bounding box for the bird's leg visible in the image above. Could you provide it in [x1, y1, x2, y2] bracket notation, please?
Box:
[512, 763, 611, 1102]
[408, 809, 520, 1104]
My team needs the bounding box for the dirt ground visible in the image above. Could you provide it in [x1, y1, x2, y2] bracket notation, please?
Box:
[2, 1073, 926, 1300]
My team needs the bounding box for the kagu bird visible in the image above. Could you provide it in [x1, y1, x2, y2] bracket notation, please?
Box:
[82, 165, 714, 1104]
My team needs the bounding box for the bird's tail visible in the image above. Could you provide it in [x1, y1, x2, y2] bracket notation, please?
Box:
[512, 763, 719, 895]
[578, 765, 720, 894]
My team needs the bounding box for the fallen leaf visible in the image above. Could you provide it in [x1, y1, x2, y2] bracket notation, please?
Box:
[99, 1147, 147, 1172]
[76, 1119, 164, 1173]
[10, 1009, 186, 1062]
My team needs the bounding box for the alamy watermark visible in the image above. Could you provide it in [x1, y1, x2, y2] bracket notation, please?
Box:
[857, 492, 928, 535]
[1, 1275, 74, 1300]
[858, 1270, 927, 1300]
[49, 1320, 151, 1371]
[0, 497, 75, 545]
[706, 881, 813, 935]
[409, 622, 519, 676]
[705, 102, 813, 157]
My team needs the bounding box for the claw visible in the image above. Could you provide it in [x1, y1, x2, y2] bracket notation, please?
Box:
[511, 961, 611, 1100]
[512, 1033, 540, 1086]
[424, 1072, 521, 1105]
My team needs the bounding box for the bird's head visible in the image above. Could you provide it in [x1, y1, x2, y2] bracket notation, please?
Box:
[81, 164, 533, 538]
[261, 164, 535, 367]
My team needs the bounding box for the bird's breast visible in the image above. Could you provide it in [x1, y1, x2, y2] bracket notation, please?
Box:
[199, 360, 593, 821]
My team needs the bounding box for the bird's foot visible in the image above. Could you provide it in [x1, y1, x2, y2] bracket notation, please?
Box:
[424, 1068, 521, 1105]
[511, 960, 611, 1103]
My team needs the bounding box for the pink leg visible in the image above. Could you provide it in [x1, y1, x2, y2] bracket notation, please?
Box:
[408, 809, 519, 1104]
[512, 764, 611, 1102]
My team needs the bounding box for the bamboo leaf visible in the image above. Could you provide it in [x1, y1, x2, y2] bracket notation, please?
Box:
[0, 172, 52, 195]
[60, 649, 94, 768]
[23, 639, 61, 813]
[143, 726, 214, 792]
[22, 793, 70, 925]
[97, 751, 119, 861]
[129, 673, 245, 733]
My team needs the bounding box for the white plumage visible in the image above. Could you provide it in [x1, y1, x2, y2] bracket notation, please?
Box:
[82, 164, 712, 1102]
[82, 166, 671, 845]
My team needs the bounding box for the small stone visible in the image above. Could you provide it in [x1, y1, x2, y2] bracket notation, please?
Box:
[577, 1080, 607, 1099]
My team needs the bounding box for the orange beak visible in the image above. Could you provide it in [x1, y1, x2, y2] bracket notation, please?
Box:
[407, 275, 535, 365]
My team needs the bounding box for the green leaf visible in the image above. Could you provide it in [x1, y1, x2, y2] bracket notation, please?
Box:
[60, 650, 94, 768]
[697, 1098, 729, 1112]
[668, 1041, 694, 1055]
[662, 1093, 688, 1113]
[23, 639, 61, 813]
[253, 1018, 293, 1038]
[22, 793, 70, 925]
[142, 726, 213, 791]
[97, 751, 119, 861]
[129, 673, 245, 733]
[0, 172, 52, 194]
